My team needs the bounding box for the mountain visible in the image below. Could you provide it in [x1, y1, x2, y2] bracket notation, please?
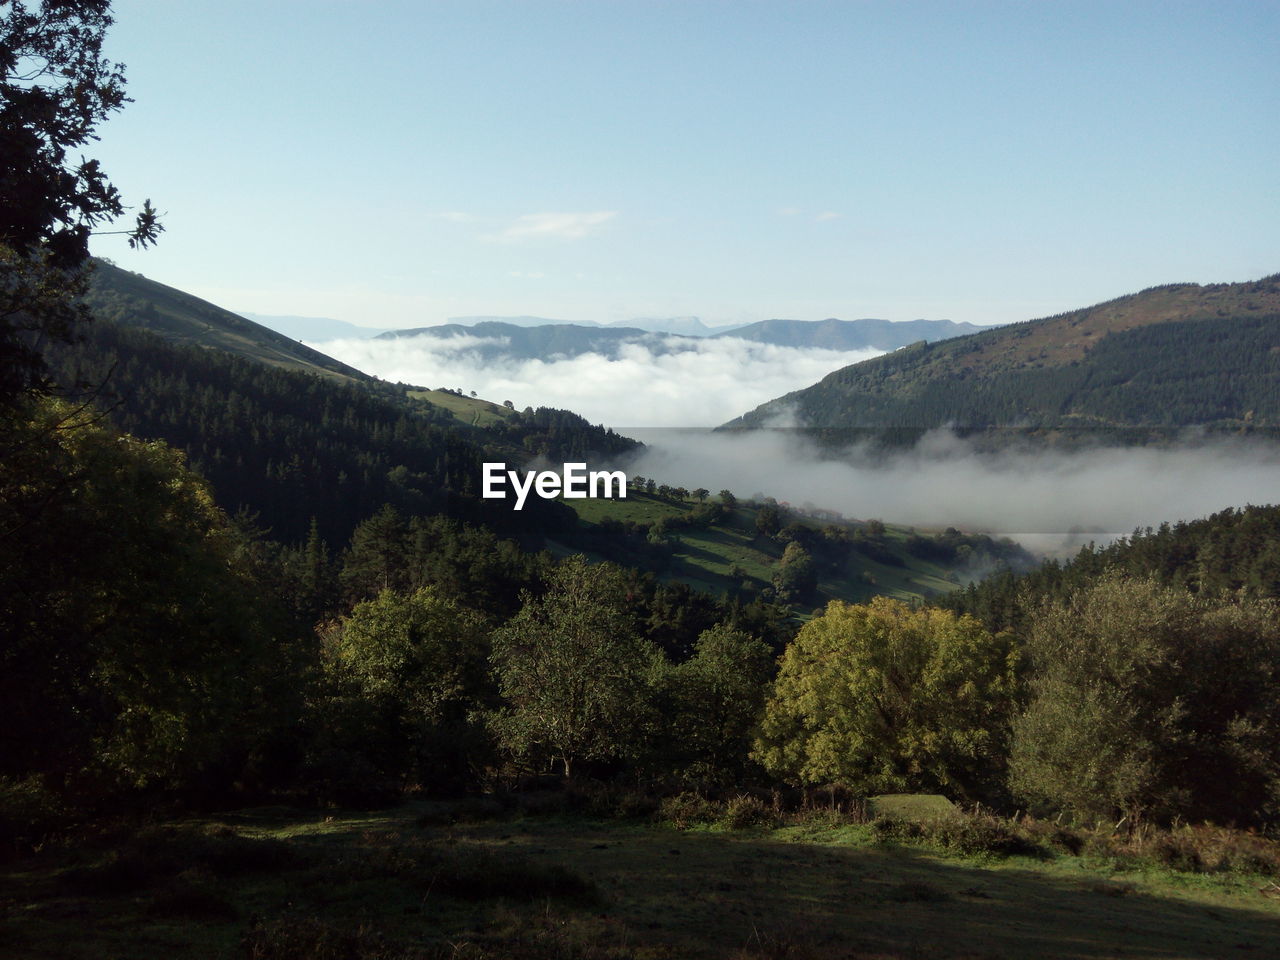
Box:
[243, 313, 390, 341]
[84, 262, 371, 383]
[376, 321, 687, 360]
[608, 316, 732, 336]
[442, 315, 731, 335]
[723, 276, 1280, 441]
[446, 314, 579, 328]
[714, 317, 984, 350]
[375, 315, 980, 363]
[59, 265, 639, 547]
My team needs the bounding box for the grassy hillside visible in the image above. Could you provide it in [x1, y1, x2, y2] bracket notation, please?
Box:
[84, 260, 371, 383]
[725, 275, 1280, 438]
[558, 491, 1026, 610]
[407, 388, 517, 427]
[5, 800, 1277, 959]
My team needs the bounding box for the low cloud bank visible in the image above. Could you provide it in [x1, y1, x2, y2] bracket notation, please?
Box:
[308, 334, 884, 428]
[628, 428, 1280, 551]
[311, 333, 1280, 550]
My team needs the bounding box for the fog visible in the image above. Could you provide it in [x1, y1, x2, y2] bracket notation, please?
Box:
[311, 333, 1280, 551]
[627, 427, 1280, 552]
[308, 334, 885, 429]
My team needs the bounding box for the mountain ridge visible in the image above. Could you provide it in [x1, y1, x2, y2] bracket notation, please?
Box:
[85, 262, 372, 384]
[374, 316, 982, 361]
[723, 274, 1280, 438]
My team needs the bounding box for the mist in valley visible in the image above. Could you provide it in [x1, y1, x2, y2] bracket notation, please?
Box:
[628, 427, 1280, 554]
[309, 332, 886, 429]
[313, 332, 1280, 553]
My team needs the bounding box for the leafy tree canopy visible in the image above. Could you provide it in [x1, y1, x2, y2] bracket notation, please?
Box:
[1010, 575, 1280, 824]
[1, 0, 160, 401]
[754, 597, 1016, 797]
[488, 556, 663, 778]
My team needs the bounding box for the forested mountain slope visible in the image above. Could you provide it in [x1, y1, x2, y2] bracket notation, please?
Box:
[49, 324, 638, 549]
[85, 260, 372, 383]
[724, 275, 1280, 440]
[48, 321, 587, 546]
[945, 504, 1280, 633]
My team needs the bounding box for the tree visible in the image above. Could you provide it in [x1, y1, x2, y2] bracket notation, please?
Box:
[0, 397, 294, 793]
[323, 586, 488, 787]
[755, 503, 782, 537]
[488, 556, 663, 778]
[772, 541, 817, 603]
[664, 625, 773, 786]
[754, 597, 1016, 797]
[719, 489, 737, 509]
[340, 504, 409, 600]
[1010, 575, 1280, 823]
[1, 0, 161, 402]
[693, 487, 709, 503]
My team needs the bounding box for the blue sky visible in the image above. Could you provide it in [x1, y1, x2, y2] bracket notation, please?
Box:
[90, 0, 1279, 330]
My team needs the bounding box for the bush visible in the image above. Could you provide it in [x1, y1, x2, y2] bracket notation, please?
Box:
[871, 813, 1043, 858]
[719, 795, 775, 830]
[658, 792, 720, 829]
[1091, 825, 1280, 876]
[564, 781, 661, 821]
[0, 775, 68, 858]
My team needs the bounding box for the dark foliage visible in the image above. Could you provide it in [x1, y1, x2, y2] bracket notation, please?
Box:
[946, 505, 1280, 633]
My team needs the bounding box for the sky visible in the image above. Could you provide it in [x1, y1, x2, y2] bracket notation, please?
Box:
[89, 0, 1280, 331]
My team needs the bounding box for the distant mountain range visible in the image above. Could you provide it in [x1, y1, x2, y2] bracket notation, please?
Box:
[438, 315, 736, 335]
[376, 322, 670, 361]
[245, 307, 986, 354]
[375, 316, 984, 360]
[723, 275, 1280, 442]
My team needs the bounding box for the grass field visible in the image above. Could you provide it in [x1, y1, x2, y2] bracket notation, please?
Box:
[560, 492, 970, 611]
[407, 389, 516, 427]
[4, 800, 1277, 959]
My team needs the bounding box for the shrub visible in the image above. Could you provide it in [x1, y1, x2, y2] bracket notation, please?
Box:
[871, 813, 1042, 858]
[719, 795, 774, 830]
[0, 775, 68, 858]
[658, 792, 720, 829]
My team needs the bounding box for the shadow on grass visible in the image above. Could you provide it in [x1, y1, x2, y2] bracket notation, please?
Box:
[3, 807, 1278, 959]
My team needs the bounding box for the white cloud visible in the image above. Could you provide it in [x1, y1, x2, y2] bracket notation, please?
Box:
[308, 333, 882, 429]
[487, 211, 617, 242]
[776, 206, 802, 217]
[814, 211, 842, 221]
[434, 211, 477, 222]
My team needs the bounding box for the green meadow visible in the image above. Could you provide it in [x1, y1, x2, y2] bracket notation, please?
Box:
[5, 799, 1277, 959]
